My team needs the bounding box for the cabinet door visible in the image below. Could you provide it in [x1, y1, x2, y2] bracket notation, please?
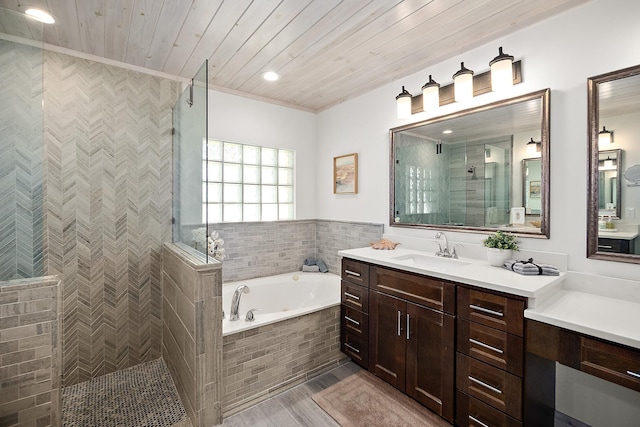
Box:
[369, 291, 406, 389]
[405, 302, 455, 423]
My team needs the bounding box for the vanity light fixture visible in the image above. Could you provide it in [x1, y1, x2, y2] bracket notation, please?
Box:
[394, 48, 522, 117]
[526, 137, 540, 156]
[421, 75, 440, 112]
[489, 47, 514, 92]
[598, 126, 614, 146]
[396, 86, 412, 119]
[453, 62, 474, 102]
[24, 8, 56, 24]
[442, 130, 452, 134]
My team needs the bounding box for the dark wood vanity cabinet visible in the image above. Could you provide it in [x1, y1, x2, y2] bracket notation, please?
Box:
[369, 266, 456, 422]
[340, 259, 370, 369]
[456, 287, 526, 427]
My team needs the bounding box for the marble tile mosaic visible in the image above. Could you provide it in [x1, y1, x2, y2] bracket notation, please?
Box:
[61, 358, 187, 427]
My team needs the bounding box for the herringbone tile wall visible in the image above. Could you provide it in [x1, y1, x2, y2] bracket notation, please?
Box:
[43, 51, 179, 386]
[0, 39, 45, 281]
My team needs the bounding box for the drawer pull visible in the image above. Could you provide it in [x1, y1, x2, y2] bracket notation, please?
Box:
[344, 316, 360, 326]
[344, 343, 360, 354]
[469, 304, 504, 317]
[469, 375, 502, 394]
[598, 245, 613, 249]
[344, 269, 361, 277]
[344, 292, 360, 301]
[469, 338, 504, 354]
[397, 311, 402, 336]
[468, 415, 490, 427]
[627, 370, 640, 379]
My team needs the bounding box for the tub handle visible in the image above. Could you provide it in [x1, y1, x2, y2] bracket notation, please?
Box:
[245, 308, 261, 322]
[344, 269, 361, 277]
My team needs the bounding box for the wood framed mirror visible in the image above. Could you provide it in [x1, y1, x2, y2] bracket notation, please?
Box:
[587, 65, 640, 262]
[390, 89, 550, 238]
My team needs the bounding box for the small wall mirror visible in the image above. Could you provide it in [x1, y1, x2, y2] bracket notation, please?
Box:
[588, 65, 640, 261]
[390, 89, 550, 238]
[522, 158, 542, 216]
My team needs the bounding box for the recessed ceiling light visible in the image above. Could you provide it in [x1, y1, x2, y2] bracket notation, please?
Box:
[263, 71, 280, 82]
[24, 8, 56, 24]
[443, 130, 453, 134]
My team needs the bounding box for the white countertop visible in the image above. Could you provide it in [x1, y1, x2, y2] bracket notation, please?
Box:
[525, 289, 640, 350]
[598, 230, 639, 240]
[338, 246, 565, 301]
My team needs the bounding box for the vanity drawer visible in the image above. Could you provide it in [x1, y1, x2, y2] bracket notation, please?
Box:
[342, 329, 368, 368]
[457, 319, 523, 376]
[341, 304, 368, 338]
[456, 390, 522, 427]
[456, 353, 522, 420]
[371, 266, 455, 314]
[341, 258, 370, 287]
[341, 281, 369, 313]
[581, 337, 640, 393]
[458, 287, 525, 336]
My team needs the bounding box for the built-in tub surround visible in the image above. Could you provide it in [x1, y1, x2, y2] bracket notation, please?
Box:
[221, 272, 344, 416]
[0, 276, 62, 427]
[184, 220, 383, 282]
[222, 272, 340, 335]
[161, 244, 223, 427]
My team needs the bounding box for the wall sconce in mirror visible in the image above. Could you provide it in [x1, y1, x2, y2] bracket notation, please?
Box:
[598, 126, 614, 146]
[422, 75, 440, 112]
[453, 62, 474, 102]
[526, 137, 541, 156]
[396, 86, 412, 119]
[395, 47, 522, 119]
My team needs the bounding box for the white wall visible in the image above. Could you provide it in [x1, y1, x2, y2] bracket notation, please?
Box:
[208, 90, 317, 219]
[316, 0, 640, 281]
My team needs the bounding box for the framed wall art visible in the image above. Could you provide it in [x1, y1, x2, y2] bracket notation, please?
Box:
[333, 153, 358, 194]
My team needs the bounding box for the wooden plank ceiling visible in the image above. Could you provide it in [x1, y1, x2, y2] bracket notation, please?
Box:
[0, 0, 588, 112]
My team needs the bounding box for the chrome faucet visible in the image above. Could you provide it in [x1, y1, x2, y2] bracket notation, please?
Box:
[229, 285, 250, 321]
[434, 232, 451, 258]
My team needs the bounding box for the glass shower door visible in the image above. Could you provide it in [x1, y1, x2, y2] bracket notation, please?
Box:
[172, 60, 209, 260]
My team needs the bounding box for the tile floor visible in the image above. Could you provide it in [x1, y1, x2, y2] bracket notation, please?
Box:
[61, 358, 588, 427]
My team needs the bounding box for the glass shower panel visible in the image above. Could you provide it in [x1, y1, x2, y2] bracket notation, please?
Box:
[0, 8, 44, 280]
[172, 60, 209, 259]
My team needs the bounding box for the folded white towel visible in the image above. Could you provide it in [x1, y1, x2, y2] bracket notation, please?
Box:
[302, 265, 320, 272]
[503, 258, 559, 276]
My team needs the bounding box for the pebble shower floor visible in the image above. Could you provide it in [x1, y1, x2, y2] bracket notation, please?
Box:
[62, 358, 187, 427]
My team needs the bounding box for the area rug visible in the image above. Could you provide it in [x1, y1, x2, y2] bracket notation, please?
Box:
[311, 370, 452, 427]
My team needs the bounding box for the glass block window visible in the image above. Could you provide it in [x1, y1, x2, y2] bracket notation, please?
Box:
[203, 140, 295, 223]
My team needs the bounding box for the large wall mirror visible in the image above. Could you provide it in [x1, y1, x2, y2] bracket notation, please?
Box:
[390, 89, 550, 238]
[588, 65, 640, 262]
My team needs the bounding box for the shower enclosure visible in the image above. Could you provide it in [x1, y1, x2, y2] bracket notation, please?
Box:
[0, 8, 44, 281]
[394, 135, 512, 227]
[172, 60, 214, 261]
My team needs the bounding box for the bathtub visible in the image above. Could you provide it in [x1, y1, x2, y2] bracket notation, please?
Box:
[222, 271, 341, 336]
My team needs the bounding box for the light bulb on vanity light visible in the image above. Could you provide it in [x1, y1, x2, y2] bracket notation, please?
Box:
[453, 62, 474, 102]
[421, 75, 440, 112]
[489, 47, 514, 92]
[396, 86, 412, 119]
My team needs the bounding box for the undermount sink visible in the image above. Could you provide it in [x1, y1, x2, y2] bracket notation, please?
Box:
[391, 253, 471, 270]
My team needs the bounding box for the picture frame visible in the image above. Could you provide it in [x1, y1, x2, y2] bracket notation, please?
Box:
[333, 153, 358, 194]
[529, 180, 541, 198]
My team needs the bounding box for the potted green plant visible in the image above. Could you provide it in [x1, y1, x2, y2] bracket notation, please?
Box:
[482, 231, 519, 266]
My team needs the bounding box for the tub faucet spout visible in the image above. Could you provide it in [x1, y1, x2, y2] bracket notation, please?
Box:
[229, 285, 250, 321]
